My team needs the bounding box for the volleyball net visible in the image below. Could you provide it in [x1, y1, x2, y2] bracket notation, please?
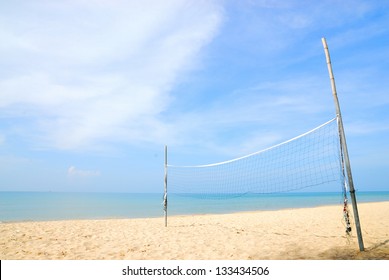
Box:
[167, 118, 343, 198]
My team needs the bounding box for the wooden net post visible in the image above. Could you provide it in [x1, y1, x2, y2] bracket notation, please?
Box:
[322, 37, 364, 251]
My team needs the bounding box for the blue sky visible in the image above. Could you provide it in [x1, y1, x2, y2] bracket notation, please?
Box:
[0, 0, 388, 192]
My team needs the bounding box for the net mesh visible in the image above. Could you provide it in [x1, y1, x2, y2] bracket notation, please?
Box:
[167, 118, 342, 199]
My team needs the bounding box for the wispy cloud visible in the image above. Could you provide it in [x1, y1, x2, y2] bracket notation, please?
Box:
[0, 1, 223, 151]
[160, 0, 388, 159]
[346, 121, 389, 136]
[162, 74, 335, 157]
[67, 166, 100, 177]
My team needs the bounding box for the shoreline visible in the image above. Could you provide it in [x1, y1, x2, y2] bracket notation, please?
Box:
[1, 200, 387, 224]
[1, 201, 389, 260]
[2, 191, 389, 223]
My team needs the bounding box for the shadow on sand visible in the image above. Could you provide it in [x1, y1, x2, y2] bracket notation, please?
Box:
[319, 239, 389, 260]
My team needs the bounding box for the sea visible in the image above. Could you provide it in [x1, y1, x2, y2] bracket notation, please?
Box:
[1, 191, 389, 222]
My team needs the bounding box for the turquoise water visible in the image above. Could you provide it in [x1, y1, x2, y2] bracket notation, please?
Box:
[1, 191, 389, 222]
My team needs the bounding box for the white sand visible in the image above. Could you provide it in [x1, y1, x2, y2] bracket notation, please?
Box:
[1, 202, 388, 260]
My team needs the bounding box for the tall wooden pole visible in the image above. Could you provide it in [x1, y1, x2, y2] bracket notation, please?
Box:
[321, 37, 364, 251]
[164, 145, 168, 227]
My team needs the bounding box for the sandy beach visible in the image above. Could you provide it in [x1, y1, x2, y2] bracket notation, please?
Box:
[1, 201, 388, 260]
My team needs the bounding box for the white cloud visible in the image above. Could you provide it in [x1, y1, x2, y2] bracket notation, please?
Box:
[161, 74, 334, 154]
[0, 0, 223, 150]
[67, 166, 100, 177]
[346, 121, 389, 136]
